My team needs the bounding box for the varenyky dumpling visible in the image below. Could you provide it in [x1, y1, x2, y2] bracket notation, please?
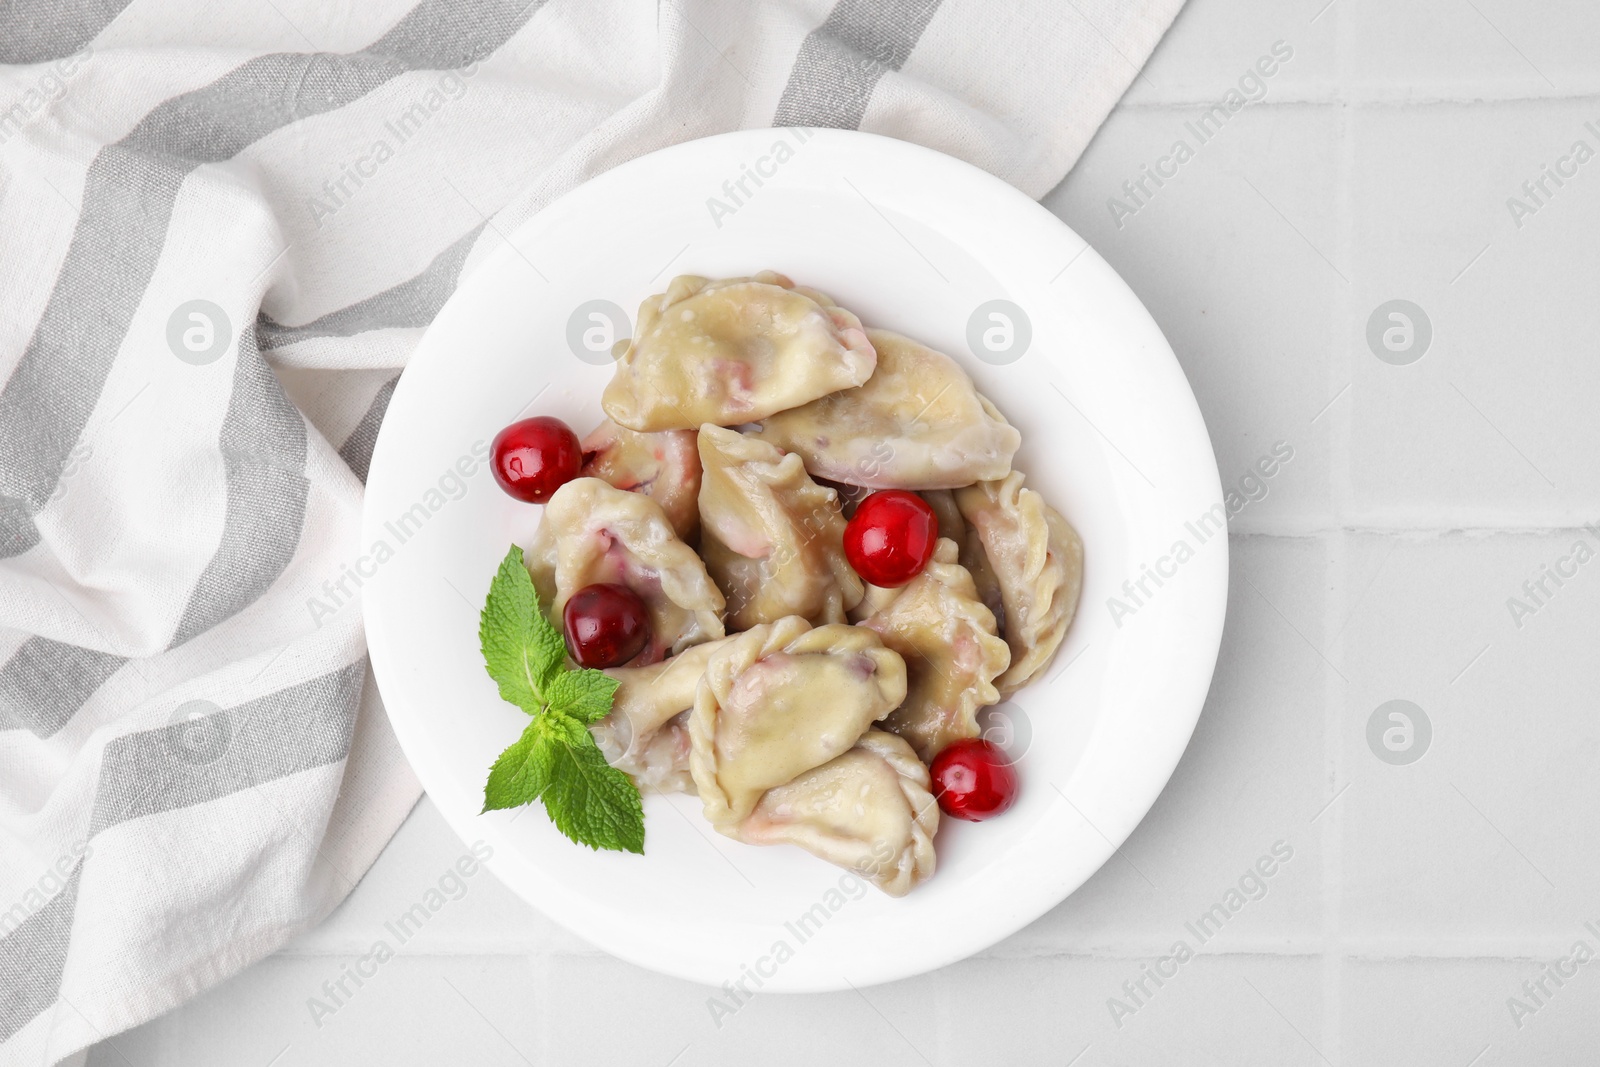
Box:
[689, 616, 906, 831]
[738, 730, 939, 897]
[697, 425, 863, 630]
[526, 478, 725, 665]
[591, 636, 735, 793]
[580, 419, 702, 542]
[929, 485, 1007, 626]
[918, 488, 965, 545]
[755, 329, 1021, 489]
[853, 539, 1011, 762]
[916, 484, 1001, 613]
[817, 476, 872, 518]
[954, 472, 1083, 695]
[601, 272, 876, 432]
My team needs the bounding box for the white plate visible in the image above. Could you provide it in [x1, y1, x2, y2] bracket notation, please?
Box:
[362, 129, 1226, 992]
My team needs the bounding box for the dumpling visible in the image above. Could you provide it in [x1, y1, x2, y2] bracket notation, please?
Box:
[921, 487, 1010, 638]
[601, 272, 876, 431]
[591, 636, 734, 793]
[817, 477, 872, 518]
[525, 477, 725, 664]
[755, 329, 1021, 489]
[918, 489, 966, 543]
[915, 486, 992, 611]
[579, 419, 701, 542]
[697, 425, 863, 630]
[688, 617, 906, 831]
[853, 539, 1011, 762]
[954, 472, 1083, 695]
[962, 526, 1007, 632]
[738, 730, 938, 897]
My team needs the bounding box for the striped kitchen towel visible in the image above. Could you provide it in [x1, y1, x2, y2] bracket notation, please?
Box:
[0, 0, 1183, 1060]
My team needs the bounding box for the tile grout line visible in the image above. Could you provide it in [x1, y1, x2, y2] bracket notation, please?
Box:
[1322, 534, 1348, 1062]
[273, 941, 1600, 960]
[936, 955, 955, 1064]
[1319, 514, 1348, 1067]
[1322, 16, 1355, 1056]
[1227, 521, 1600, 537]
[1114, 90, 1600, 110]
[533, 944, 552, 1064]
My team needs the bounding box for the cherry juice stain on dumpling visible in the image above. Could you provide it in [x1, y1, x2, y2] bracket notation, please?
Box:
[688, 617, 905, 830]
[524, 477, 724, 665]
[696, 425, 862, 631]
[579, 418, 702, 542]
[601, 272, 876, 431]
[591, 635, 736, 794]
[755, 329, 1021, 490]
[852, 538, 1011, 763]
[741, 729, 939, 897]
[954, 472, 1083, 695]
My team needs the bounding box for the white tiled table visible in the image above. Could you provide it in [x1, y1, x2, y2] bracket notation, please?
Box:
[88, 0, 1600, 1062]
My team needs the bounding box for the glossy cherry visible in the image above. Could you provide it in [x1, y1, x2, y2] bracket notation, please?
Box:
[843, 489, 938, 587]
[491, 416, 582, 503]
[562, 583, 651, 668]
[929, 738, 1018, 821]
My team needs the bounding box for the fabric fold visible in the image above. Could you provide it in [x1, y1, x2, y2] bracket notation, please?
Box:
[0, 0, 1183, 1059]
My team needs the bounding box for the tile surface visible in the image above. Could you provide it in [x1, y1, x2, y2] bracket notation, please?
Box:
[89, 0, 1600, 1062]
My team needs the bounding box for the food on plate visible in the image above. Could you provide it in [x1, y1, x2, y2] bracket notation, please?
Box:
[842, 489, 939, 589]
[579, 418, 702, 542]
[853, 538, 1011, 762]
[738, 730, 938, 897]
[818, 476, 872, 517]
[754, 329, 1021, 489]
[491, 415, 582, 503]
[953, 472, 1083, 696]
[918, 488, 965, 544]
[687, 616, 906, 831]
[696, 425, 863, 630]
[477, 272, 1084, 893]
[562, 582, 652, 668]
[526, 477, 724, 664]
[929, 738, 1019, 821]
[591, 636, 736, 793]
[601, 272, 876, 431]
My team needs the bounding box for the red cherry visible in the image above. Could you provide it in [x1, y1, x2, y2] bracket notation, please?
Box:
[929, 738, 1018, 821]
[491, 416, 582, 503]
[843, 490, 938, 587]
[562, 583, 651, 668]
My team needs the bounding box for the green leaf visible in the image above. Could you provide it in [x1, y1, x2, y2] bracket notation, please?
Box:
[541, 740, 646, 854]
[479, 545, 567, 713]
[546, 668, 622, 725]
[538, 704, 595, 748]
[482, 718, 556, 813]
[481, 714, 645, 852]
[477, 544, 643, 854]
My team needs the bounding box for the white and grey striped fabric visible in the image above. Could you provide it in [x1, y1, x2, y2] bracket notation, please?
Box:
[0, 0, 1182, 1060]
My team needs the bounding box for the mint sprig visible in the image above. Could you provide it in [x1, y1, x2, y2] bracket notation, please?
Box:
[478, 545, 643, 854]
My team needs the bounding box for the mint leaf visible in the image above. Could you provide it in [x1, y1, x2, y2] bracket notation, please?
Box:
[480, 545, 566, 712]
[541, 741, 646, 854]
[546, 668, 621, 725]
[480, 711, 644, 853]
[482, 718, 556, 812]
[480, 709, 604, 812]
[478, 544, 644, 854]
[537, 704, 595, 748]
